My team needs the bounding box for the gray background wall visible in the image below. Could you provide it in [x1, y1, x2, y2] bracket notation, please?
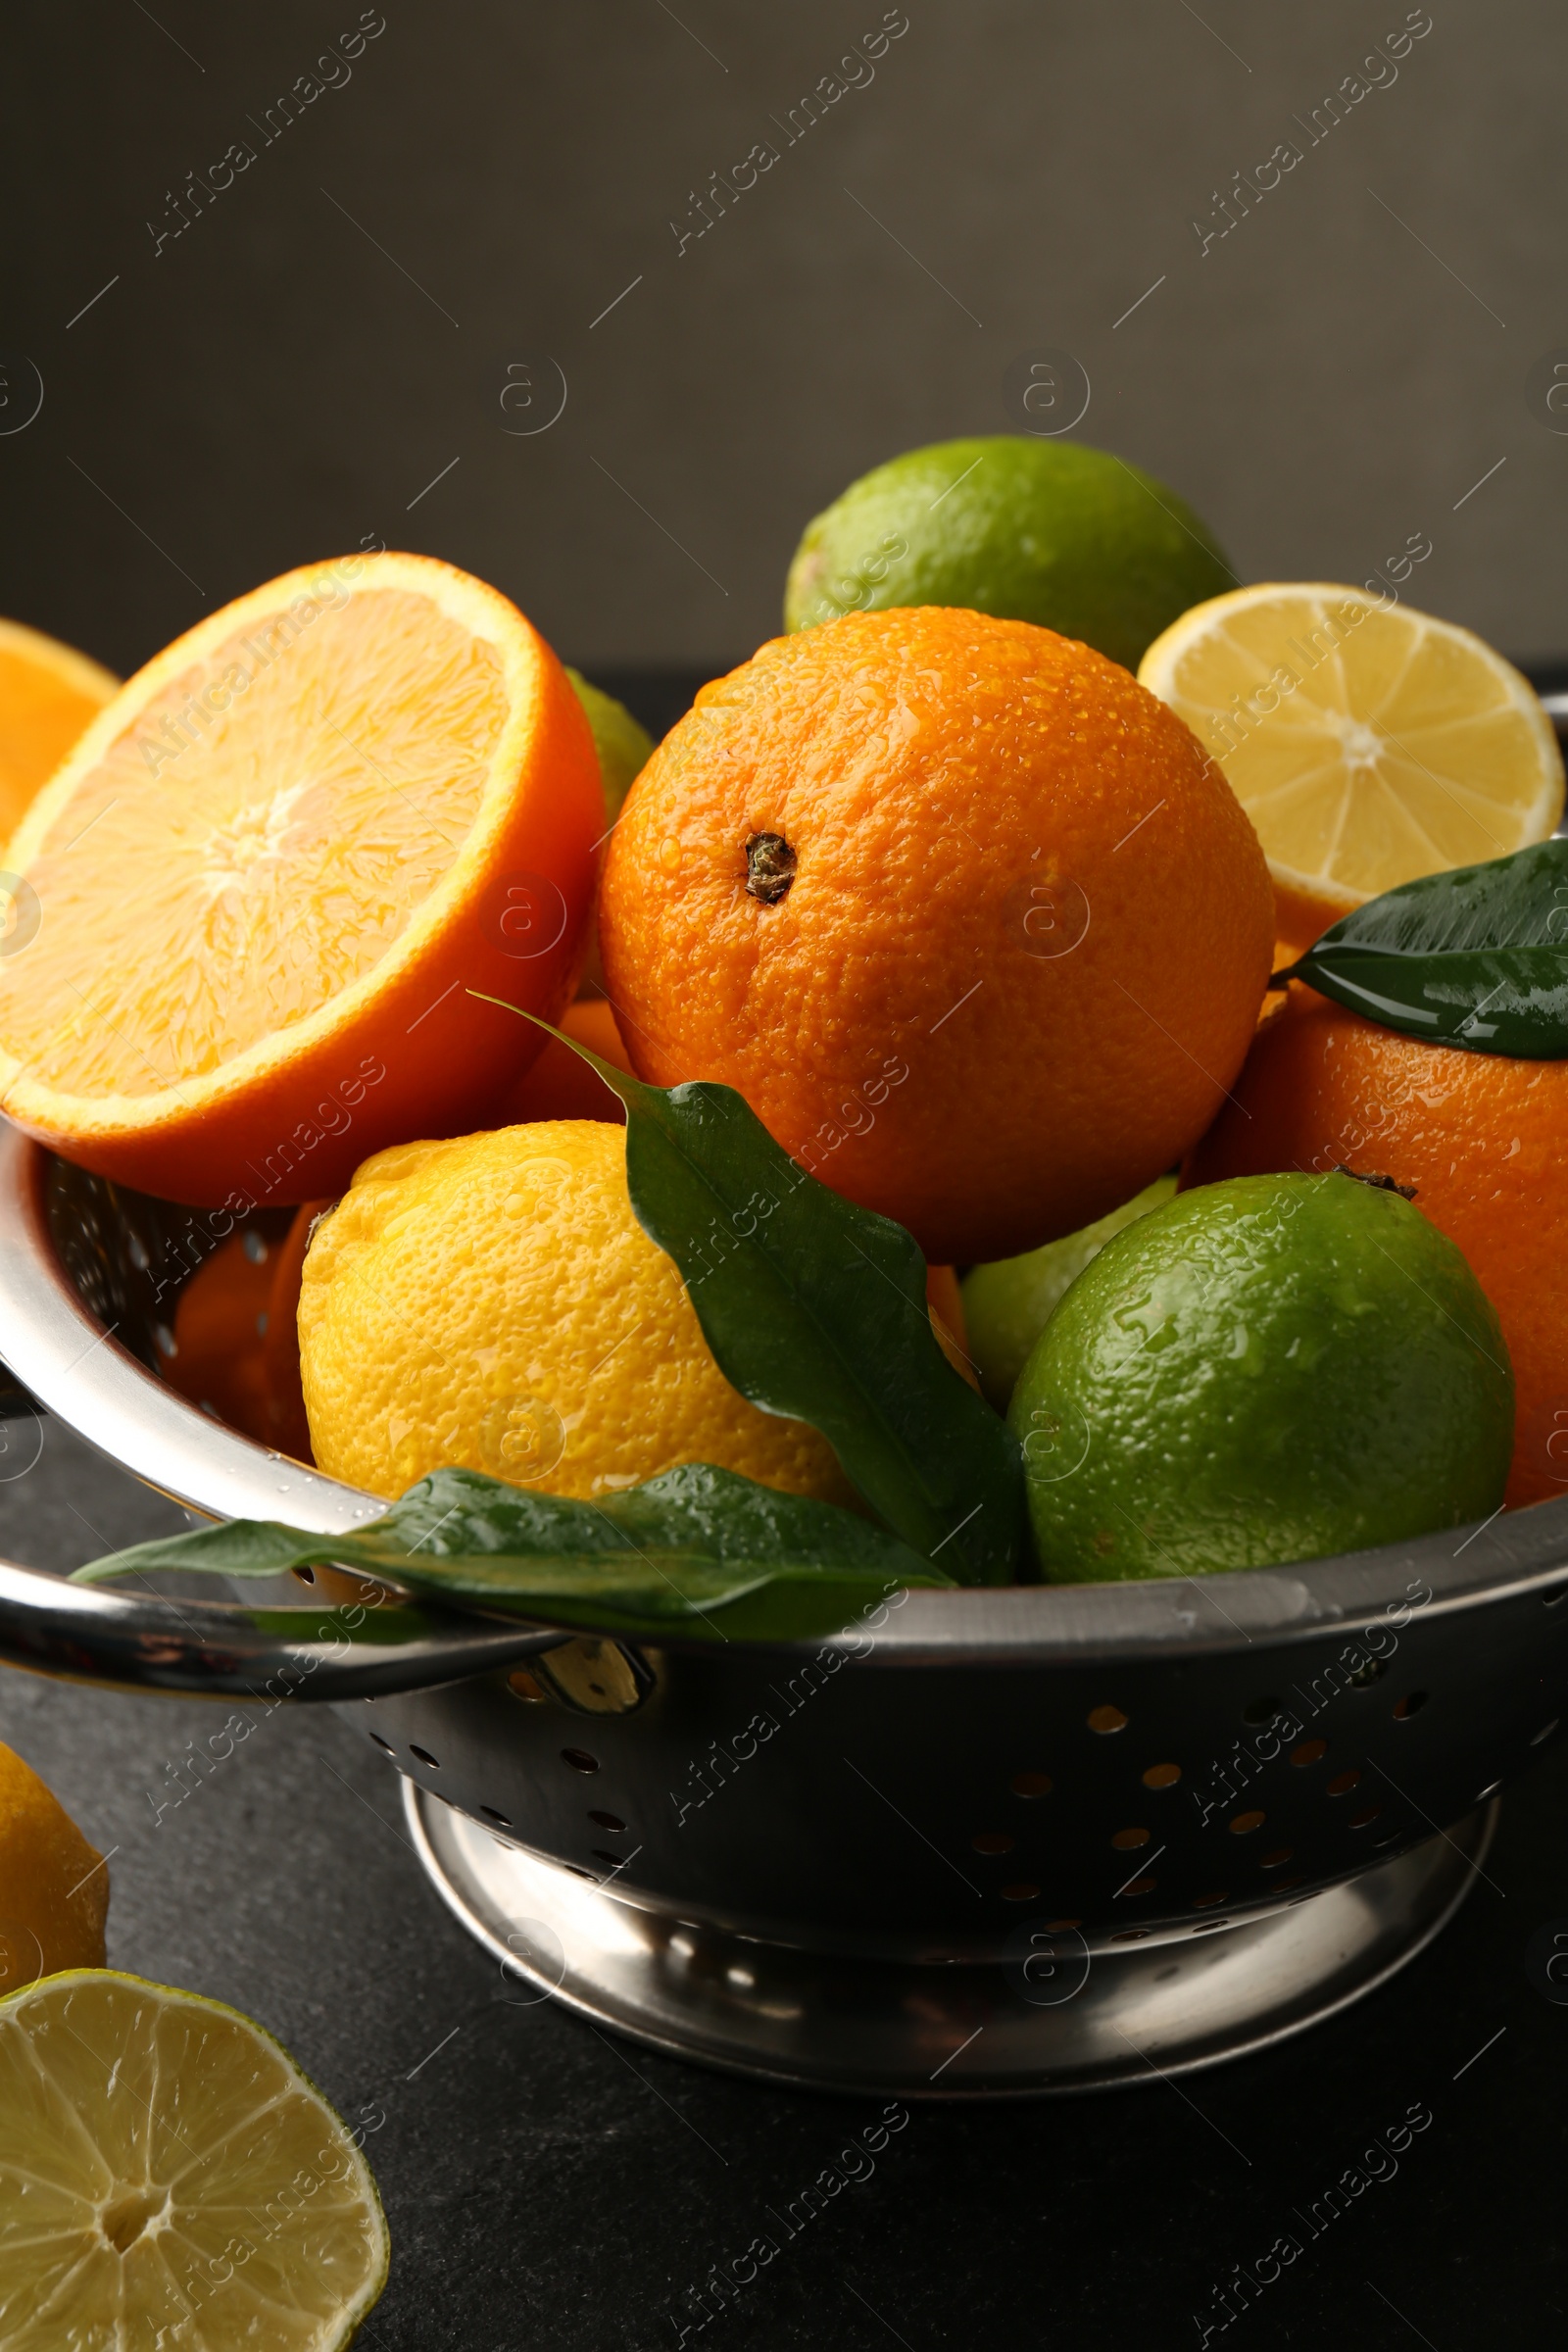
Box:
[3, 0, 1564, 688]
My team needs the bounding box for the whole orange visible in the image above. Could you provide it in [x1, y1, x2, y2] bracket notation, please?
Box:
[1187, 985, 1568, 1509]
[599, 608, 1273, 1263]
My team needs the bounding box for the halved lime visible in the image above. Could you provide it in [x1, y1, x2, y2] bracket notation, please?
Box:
[0, 1969, 388, 2348]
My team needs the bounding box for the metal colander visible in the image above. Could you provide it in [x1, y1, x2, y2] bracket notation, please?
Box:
[0, 1130, 1560, 2094]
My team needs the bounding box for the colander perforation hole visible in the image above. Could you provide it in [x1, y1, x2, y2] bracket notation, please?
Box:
[368, 1733, 395, 1755]
[1011, 1771, 1053, 1798]
[1326, 1769, 1361, 1797]
[1532, 1720, 1560, 1747]
[1110, 1827, 1151, 1850]
[1192, 1891, 1228, 1910]
[480, 1805, 512, 1828]
[1229, 1809, 1265, 1836]
[562, 1747, 600, 1774]
[1142, 1762, 1181, 1789]
[1291, 1739, 1328, 1767]
[1259, 1846, 1294, 1869]
[1348, 1807, 1382, 1829]
[972, 1831, 1015, 1856]
[1001, 1881, 1041, 1902]
[1087, 1704, 1127, 1735]
[508, 1669, 547, 1703]
[591, 1848, 626, 1868]
[409, 1744, 439, 1768]
[589, 1810, 627, 1832]
[1112, 1929, 1152, 1942]
[1120, 1875, 1157, 1898]
[1392, 1690, 1428, 1720]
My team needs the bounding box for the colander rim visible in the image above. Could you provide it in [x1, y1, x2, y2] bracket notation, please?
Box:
[3, 1122, 1564, 1665]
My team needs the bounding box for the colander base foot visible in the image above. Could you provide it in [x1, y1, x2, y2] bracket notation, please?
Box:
[404, 1784, 1496, 2097]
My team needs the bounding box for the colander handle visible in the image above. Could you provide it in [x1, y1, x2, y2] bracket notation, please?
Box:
[0, 1556, 565, 1699]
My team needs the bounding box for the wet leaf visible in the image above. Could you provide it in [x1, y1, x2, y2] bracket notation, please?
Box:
[1281, 840, 1568, 1056]
[470, 993, 1028, 1583]
[73, 1464, 953, 1644]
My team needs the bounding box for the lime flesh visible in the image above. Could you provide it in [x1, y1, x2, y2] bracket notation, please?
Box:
[0, 1968, 388, 2348]
[784, 437, 1236, 673]
[962, 1175, 1176, 1412]
[1009, 1171, 1514, 1582]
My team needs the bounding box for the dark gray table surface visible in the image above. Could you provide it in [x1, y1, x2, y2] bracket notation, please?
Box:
[2, 1415, 1564, 2351]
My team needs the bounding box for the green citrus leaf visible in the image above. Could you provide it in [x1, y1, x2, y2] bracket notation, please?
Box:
[1281, 840, 1568, 1055]
[73, 1464, 951, 1644]
[470, 994, 1027, 1584]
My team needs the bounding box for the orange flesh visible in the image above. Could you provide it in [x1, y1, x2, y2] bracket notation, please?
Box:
[0, 590, 508, 1097]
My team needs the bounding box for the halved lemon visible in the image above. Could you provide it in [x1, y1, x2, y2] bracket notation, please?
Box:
[1139, 584, 1564, 951]
[0, 1969, 388, 2349]
[0, 554, 602, 1205]
[0, 616, 118, 845]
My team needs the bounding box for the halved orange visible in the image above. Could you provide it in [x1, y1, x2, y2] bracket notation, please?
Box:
[0, 616, 118, 844]
[0, 554, 602, 1205]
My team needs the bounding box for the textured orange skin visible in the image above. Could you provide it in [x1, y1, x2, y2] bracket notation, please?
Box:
[601, 609, 1274, 1263]
[0, 575, 603, 1208]
[1187, 986, 1568, 1509]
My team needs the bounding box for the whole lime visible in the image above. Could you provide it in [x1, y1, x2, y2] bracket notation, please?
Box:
[565, 669, 656, 992]
[784, 437, 1236, 672]
[565, 668, 655, 830]
[962, 1174, 1176, 1412]
[1008, 1172, 1514, 1582]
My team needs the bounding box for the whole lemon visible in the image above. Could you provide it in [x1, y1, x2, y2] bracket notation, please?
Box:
[0, 1740, 109, 1988]
[298, 1120, 852, 1504]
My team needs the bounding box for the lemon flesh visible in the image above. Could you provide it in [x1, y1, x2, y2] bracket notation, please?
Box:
[0, 1970, 388, 2350]
[1139, 584, 1564, 920]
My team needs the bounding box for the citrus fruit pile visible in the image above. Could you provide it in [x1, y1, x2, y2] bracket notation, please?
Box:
[1, 428, 1562, 1591]
[4, 431, 1563, 2328]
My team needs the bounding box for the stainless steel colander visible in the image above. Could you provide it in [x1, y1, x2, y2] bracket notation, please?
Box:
[0, 1128, 1560, 2095]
